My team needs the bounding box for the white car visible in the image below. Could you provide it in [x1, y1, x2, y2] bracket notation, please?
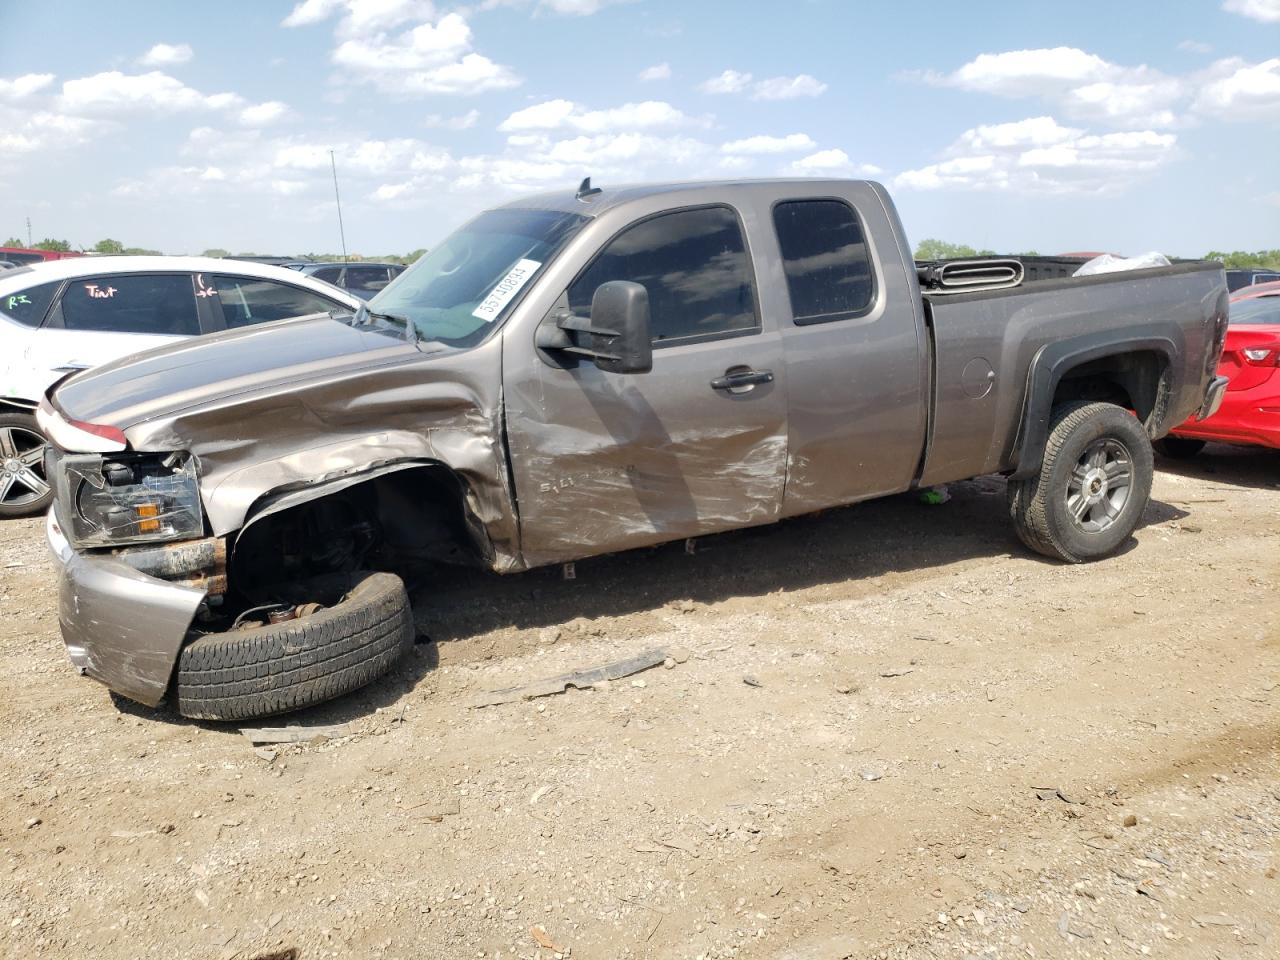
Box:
[0, 256, 362, 517]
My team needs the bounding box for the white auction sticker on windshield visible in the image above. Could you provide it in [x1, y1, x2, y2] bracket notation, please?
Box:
[472, 259, 542, 322]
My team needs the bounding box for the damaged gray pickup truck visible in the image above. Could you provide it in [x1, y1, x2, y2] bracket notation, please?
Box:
[39, 178, 1230, 720]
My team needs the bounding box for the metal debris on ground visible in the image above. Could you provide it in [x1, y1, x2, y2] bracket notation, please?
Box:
[742, 674, 762, 688]
[879, 667, 914, 678]
[239, 722, 356, 745]
[471, 648, 670, 708]
[1033, 785, 1083, 804]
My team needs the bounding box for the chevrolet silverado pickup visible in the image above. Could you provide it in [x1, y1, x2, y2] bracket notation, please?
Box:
[38, 178, 1230, 720]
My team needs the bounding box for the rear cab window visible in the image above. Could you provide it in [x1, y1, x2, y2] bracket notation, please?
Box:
[47, 274, 200, 335]
[568, 205, 759, 346]
[1, 281, 60, 327]
[772, 199, 874, 324]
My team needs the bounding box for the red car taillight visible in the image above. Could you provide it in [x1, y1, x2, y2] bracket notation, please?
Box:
[1241, 347, 1280, 367]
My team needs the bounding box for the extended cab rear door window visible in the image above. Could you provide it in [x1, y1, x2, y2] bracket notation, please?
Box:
[568, 206, 759, 346]
[48, 274, 200, 335]
[211, 274, 344, 328]
[772, 199, 874, 325]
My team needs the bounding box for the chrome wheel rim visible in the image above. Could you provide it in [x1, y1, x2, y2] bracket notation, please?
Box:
[1066, 438, 1132, 534]
[0, 425, 51, 506]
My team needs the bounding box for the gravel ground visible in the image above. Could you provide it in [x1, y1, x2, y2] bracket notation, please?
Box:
[1, 444, 1277, 960]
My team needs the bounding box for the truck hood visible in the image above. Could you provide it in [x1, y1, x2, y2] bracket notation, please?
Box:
[52, 313, 419, 429]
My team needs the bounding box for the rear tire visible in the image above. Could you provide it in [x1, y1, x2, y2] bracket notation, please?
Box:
[175, 571, 413, 721]
[1008, 401, 1153, 563]
[0, 411, 53, 519]
[1154, 436, 1206, 460]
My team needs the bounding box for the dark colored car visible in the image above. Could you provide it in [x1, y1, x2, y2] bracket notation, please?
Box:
[1225, 268, 1280, 293]
[294, 262, 406, 299]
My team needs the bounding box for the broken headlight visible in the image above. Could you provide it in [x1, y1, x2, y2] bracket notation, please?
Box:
[64, 452, 203, 548]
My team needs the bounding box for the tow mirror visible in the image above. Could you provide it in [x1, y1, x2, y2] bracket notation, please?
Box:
[537, 280, 652, 374]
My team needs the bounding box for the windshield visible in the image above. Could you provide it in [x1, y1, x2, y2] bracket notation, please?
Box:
[1229, 296, 1280, 325]
[368, 208, 588, 346]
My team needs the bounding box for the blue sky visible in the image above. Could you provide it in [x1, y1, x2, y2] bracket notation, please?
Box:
[0, 0, 1277, 257]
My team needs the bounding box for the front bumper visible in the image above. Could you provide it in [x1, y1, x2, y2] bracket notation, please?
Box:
[46, 509, 207, 707]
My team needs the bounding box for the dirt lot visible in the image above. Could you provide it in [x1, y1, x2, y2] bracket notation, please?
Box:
[1, 445, 1277, 960]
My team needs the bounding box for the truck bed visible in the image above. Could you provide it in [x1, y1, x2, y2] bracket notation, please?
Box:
[917, 260, 1228, 487]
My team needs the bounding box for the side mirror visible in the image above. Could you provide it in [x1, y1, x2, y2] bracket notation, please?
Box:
[536, 280, 652, 374]
[586, 281, 652, 374]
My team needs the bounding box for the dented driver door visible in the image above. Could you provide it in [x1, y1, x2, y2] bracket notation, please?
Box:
[503, 204, 788, 568]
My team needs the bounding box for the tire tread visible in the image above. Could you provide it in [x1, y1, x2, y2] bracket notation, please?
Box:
[175, 572, 413, 721]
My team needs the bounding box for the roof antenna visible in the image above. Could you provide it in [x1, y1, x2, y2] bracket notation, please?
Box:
[575, 176, 603, 201]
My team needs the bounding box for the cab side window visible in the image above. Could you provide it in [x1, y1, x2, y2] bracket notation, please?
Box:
[568, 206, 758, 344]
[211, 275, 343, 328]
[49, 274, 200, 335]
[772, 199, 874, 324]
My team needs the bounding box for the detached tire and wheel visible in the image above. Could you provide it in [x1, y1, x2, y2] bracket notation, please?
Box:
[0, 411, 53, 520]
[1154, 436, 1206, 460]
[1007, 401, 1154, 563]
[175, 572, 414, 721]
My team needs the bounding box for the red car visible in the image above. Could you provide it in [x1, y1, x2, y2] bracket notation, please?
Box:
[1161, 281, 1280, 456]
[0, 246, 85, 267]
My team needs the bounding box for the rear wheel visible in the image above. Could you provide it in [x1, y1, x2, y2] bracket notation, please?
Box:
[0, 411, 53, 519]
[1008, 401, 1154, 563]
[1154, 436, 1206, 460]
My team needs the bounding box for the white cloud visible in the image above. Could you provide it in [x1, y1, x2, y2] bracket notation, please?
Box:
[537, 0, 627, 13]
[720, 133, 816, 154]
[1178, 39, 1213, 54]
[271, 179, 310, 196]
[700, 69, 828, 100]
[700, 69, 754, 94]
[283, 0, 434, 36]
[285, 4, 520, 96]
[1062, 81, 1179, 127]
[499, 98, 690, 133]
[239, 101, 291, 126]
[0, 108, 102, 156]
[894, 115, 1176, 194]
[953, 116, 1082, 151]
[752, 74, 827, 100]
[59, 71, 241, 113]
[138, 43, 194, 67]
[924, 47, 1182, 127]
[0, 73, 55, 100]
[424, 108, 479, 129]
[1223, 0, 1280, 22]
[935, 47, 1115, 96]
[786, 148, 881, 176]
[1192, 57, 1280, 119]
[638, 62, 671, 82]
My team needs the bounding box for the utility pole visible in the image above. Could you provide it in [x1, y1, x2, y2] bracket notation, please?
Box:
[329, 150, 348, 262]
[26, 217, 32, 247]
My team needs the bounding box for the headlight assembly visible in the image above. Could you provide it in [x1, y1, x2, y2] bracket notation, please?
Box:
[61, 452, 204, 548]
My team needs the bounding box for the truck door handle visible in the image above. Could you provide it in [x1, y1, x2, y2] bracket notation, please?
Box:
[710, 368, 774, 391]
